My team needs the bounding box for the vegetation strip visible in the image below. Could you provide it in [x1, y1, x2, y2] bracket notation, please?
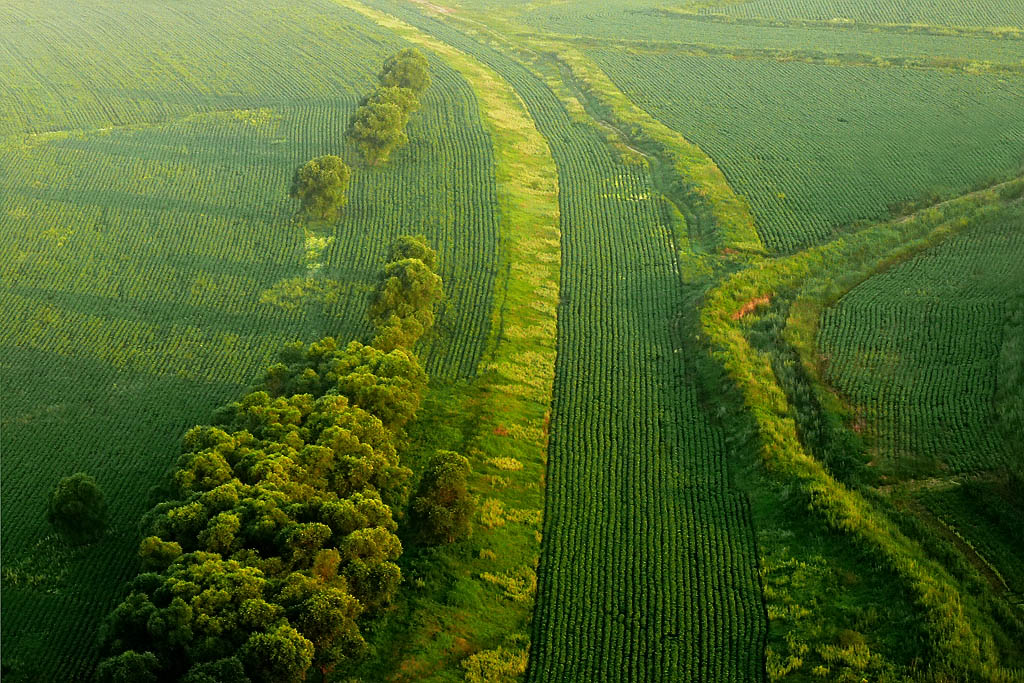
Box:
[513, 32, 1024, 77]
[537, 43, 765, 256]
[341, 1, 561, 676]
[655, 8, 1024, 41]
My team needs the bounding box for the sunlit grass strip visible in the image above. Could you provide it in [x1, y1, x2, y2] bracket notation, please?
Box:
[530, 42, 764, 256]
[701, 177, 1024, 681]
[341, 1, 560, 676]
[657, 7, 1024, 40]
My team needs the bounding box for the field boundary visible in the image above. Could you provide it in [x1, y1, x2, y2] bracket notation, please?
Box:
[340, 1, 561, 677]
[512, 32, 1024, 77]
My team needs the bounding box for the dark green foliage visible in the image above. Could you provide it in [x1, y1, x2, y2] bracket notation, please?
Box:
[181, 658, 249, 683]
[45, 472, 108, 545]
[93, 651, 161, 683]
[365, 85, 420, 116]
[291, 155, 351, 222]
[412, 450, 474, 544]
[379, 48, 431, 95]
[138, 536, 183, 571]
[386, 233, 439, 270]
[262, 338, 428, 434]
[239, 623, 314, 683]
[370, 235, 444, 352]
[348, 50, 431, 166]
[371, 259, 444, 351]
[348, 101, 409, 166]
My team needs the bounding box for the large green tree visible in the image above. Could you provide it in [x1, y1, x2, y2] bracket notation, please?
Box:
[412, 451, 475, 545]
[379, 48, 431, 95]
[365, 85, 419, 116]
[46, 472, 108, 544]
[291, 155, 351, 221]
[347, 101, 408, 166]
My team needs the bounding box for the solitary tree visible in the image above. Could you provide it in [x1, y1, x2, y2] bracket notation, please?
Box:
[412, 451, 474, 544]
[347, 102, 409, 166]
[46, 472, 108, 544]
[292, 155, 351, 221]
[379, 48, 431, 95]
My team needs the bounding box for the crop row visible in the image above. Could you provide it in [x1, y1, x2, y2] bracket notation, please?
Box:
[587, 49, 1024, 253]
[920, 481, 1024, 595]
[0, 0, 402, 135]
[819, 209, 1024, 475]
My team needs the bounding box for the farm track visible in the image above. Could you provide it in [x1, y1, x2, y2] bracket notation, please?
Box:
[362, 2, 768, 679]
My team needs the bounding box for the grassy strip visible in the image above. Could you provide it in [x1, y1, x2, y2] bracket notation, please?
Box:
[531, 42, 764, 256]
[514, 32, 1024, 77]
[656, 8, 1024, 41]
[340, 2, 560, 679]
[701, 177, 1024, 680]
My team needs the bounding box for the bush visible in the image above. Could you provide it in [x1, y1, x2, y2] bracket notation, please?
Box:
[291, 155, 351, 221]
[379, 48, 430, 95]
[46, 472, 108, 544]
[412, 450, 474, 544]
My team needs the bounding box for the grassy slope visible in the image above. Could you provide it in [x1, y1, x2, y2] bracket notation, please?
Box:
[0, 0, 503, 678]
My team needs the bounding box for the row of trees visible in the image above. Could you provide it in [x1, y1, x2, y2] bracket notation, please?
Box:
[288, 50, 431, 223]
[348, 49, 430, 166]
[95, 236, 468, 682]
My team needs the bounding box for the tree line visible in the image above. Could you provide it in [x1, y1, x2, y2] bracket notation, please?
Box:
[92, 233, 471, 682]
[291, 48, 431, 223]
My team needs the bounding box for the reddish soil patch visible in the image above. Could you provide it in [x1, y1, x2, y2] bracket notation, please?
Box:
[494, 425, 510, 436]
[731, 295, 772, 320]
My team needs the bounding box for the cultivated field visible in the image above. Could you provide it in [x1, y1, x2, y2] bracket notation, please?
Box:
[2, 0, 1023, 681]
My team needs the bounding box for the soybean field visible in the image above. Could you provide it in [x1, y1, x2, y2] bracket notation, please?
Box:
[587, 51, 1024, 252]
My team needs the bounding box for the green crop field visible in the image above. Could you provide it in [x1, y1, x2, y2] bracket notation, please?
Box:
[818, 207, 1024, 477]
[699, 0, 1024, 26]
[518, 4, 1024, 63]
[3, 0, 1023, 681]
[587, 51, 1024, 252]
